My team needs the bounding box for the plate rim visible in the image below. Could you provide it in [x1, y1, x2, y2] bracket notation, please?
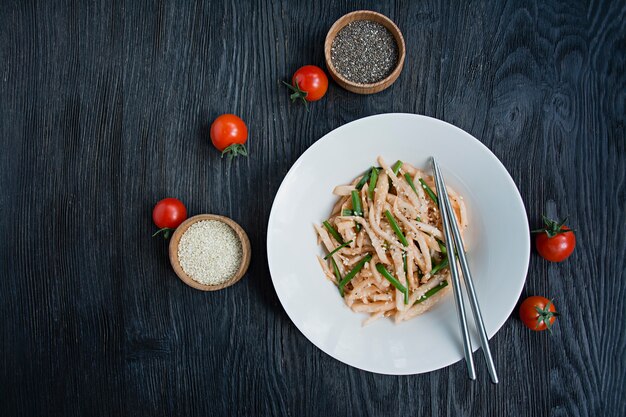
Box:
[266, 112, 530, 375]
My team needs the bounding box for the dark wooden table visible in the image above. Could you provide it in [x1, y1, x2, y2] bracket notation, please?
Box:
[1, 1, 624, 416]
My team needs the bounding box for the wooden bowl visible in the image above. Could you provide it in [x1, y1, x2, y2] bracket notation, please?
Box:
[169, 214, 251, 291]
[324, 10, 406, 94]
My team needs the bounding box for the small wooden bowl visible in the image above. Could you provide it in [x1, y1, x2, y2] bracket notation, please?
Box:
[324, 10, 406, 94]
[169, 214, 251, 291]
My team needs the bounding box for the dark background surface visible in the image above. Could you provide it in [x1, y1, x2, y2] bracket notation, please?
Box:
[1, 0, 624, 416]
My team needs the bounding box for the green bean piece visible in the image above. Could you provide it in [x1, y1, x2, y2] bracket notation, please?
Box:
[339, 254, 373, 296]
[323, 220, 344, 244]
[367, 167, 379, 200]
[331, 258, 342, 283]
[419, 178, 439, 205]
[404, 173, 419, 196]
[430, 256, 449, 275]
[391, 160, 403, 175]
[384, 210, 409, 246]
[324, 240, 354, 260]
[375, 263, 409, 304]
[437, 239, 447, 254]
[342, 209, 353, 216]
[416, 216, 422, 222]
[414, 281, 449, 304]
[355, 168, 372, 191]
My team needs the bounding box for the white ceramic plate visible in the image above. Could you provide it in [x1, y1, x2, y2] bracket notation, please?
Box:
[267, 113, 529, 375]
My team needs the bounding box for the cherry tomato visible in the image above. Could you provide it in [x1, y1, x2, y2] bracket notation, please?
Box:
[519, 296, 559, 332]
[283, 65, 328, 106]
[210, 114, 248, 161]
[152, 198, 187, 238]
[532, 215, 576, 262]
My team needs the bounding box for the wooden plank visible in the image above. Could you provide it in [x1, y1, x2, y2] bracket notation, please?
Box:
[0, 0, 624, 416]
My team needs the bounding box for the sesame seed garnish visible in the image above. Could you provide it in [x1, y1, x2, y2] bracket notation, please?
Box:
[178, 220, 242, 285]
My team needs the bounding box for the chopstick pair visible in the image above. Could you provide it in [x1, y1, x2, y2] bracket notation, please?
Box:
[431, 157, 498, 384]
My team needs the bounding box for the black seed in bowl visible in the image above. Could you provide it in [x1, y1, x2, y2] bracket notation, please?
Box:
[330, 20, 399, 85]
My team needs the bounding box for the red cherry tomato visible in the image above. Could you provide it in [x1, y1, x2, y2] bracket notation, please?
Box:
[293, 65, 328, 101]
[532, 216, 576, 262]
[152, 198, 187, 237]
[210, 114, 248, 160]
[519, 296, 559, 332]
[283, 65, 328, 106]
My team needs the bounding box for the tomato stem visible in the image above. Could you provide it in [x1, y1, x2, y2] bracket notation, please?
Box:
[534, 300, 560, 333]
[152, 228, 173, 239]
[531, 215, 575, 238]
[281, 80, 309, 111]
[221, 143, 248, 163]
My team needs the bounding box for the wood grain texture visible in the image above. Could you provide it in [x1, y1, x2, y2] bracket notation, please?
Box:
[0, 0, 624, 416]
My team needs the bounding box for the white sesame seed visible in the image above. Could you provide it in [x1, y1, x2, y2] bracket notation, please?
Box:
[178, 220, 242, 285]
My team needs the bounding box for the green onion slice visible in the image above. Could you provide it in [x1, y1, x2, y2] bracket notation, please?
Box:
[403, 251, 407, 274]
[368, 167, 379, 200]
[339, 254, 373, 296]
[430, 256, 449, 275]
[324, 240, 353, 260]
[376, 263, 409, 304]
[323, 220, 344, 244]
[419, 178, 439, 205]
[414, 281, 449, 304]
[351, 190, 363, 232]
[404, 173, 418, 196]
[384, 210, 408, 246]
[331, 258, 342, 282]
[355, 168, 372, 191]
[437, 239, 447, 254]
[391, 160, 403, 175]
[351, 190, 363, 216]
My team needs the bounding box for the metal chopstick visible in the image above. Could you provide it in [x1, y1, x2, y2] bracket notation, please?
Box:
[431, 159, 476, 380]
[432, 157, 498, 384]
